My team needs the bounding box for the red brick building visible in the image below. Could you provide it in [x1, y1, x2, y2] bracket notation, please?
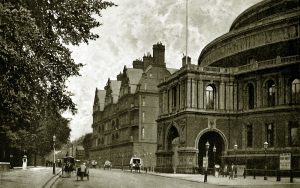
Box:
[90, 43, 176, 169]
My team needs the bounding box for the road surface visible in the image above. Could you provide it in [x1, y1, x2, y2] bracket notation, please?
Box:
[54, 169, 299, 188]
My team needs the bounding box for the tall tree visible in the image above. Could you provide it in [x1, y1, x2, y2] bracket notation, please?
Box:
[82, 133, 93, 158]
[0, 0, 115, 161]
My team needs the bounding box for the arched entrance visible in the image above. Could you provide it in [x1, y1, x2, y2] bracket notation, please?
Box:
[166, 125, 179, 173]
[198, 131, 225, 169]
[167, 126, 179, 150]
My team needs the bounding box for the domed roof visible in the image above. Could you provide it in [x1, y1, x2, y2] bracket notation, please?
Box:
[230, 0, 299, 31]
[198, 0, 300, 67]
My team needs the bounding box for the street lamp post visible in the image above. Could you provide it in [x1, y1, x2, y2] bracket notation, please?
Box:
[264, 141, 268, 180]
[213, 145, 216, 176]
[53, 135, 56, 175]
[10, 154, 13, 169]
[234, 144, 238, 178]
[149, 152, 152, 172]
[122, 154, 124, 171]
[204, 141, 210, 182]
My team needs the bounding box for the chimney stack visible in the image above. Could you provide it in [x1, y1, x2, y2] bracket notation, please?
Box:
[143, 52, 153, 69]
[153, 42, 165, 67]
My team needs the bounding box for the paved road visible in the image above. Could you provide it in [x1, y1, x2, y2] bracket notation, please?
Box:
[54, 169, 299, 188]
[0, 167, 60, 188]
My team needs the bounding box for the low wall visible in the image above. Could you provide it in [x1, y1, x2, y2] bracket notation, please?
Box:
[0, 162, 11, 172]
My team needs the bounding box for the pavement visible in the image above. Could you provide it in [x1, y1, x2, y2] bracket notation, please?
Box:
[0, 166, 61, 188]
[125, 169, 300, 186]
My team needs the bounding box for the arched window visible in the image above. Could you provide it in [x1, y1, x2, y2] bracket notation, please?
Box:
[206, 85, 215, 109]
[267, 80, 276, 107]
[291, 78, 300, 104]
[247, 84, 255, 109]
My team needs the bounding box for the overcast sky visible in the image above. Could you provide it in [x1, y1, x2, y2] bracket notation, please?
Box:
[64, 0, 262, 141]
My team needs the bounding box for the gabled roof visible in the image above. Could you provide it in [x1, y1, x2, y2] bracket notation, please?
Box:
[110, 80, 121, 103]
[167, 68, 178, 75]
[127, 68, 143, 85]
[94, 89, 106, 111]
[126, 68, 143, 93]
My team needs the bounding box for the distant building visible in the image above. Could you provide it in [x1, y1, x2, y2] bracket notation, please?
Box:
[156, 0, 300, 173]
[75, 145, 85, 161]
[90, 43, 177, 168]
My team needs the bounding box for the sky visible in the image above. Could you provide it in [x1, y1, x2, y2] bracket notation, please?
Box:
[65, 0, 262, 141]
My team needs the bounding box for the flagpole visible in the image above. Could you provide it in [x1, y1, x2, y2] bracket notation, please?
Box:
[186, 0, 189, 65]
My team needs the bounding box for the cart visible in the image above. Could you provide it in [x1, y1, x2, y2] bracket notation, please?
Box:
[77, 164, 89, 181]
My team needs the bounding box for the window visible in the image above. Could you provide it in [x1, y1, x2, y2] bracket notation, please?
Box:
[291, 79, 300, 104]
[142, 127, 145, 139]
[265, 123, 274, 147]
[142, 112, 145, 122]
[142, 97, 146, 106]
[267, 80, 276, 107]
[248, 84, 255, 109]
[247, 124, 253, 147]
[206, 85, 215, 109]
[112, 120, 116, 130]
[116, 119, 119, 129]
[172, 86, 177, 109]
[289, 121, 299, 146]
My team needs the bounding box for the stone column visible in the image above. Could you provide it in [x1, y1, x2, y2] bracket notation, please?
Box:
[198, 80, 204, 109]
[256, 77, 262, 108]
[219, 81, 225, 110]
[192, 79, 197, 108]
[181, 81, 185, 109]
[233, 82, 237, 110]
[169, 89, 172, 113]
[187, 79, 191, 108]
[278, 75, 285, 105]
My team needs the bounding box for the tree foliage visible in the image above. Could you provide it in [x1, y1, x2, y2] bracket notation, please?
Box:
[0, 0, 115, 159]
[82, 133, 93, 158]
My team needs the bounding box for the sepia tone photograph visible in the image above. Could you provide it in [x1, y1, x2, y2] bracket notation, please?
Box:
[0, 0, 299, 187]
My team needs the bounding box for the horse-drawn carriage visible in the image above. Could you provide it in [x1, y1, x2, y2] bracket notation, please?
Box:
[61, 156, 76, 177]
[103, 160, 112, 170]
[76, 163, 89, 181]
[130, 157, 142, 173]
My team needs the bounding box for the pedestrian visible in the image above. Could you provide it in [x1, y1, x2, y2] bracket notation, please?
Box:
[223, 165, 228, 177]
[229, 163, 234, 179]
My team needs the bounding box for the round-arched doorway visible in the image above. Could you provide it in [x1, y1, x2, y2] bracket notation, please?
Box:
[166, 125, 179, 173]
[167, 126, 179, 150]
[198, 131, 225, 169]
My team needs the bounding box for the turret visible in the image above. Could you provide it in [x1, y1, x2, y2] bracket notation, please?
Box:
[182, 56, 191, 67]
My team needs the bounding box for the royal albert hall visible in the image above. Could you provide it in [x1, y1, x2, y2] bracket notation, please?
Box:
[155, 0, 300, 174]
